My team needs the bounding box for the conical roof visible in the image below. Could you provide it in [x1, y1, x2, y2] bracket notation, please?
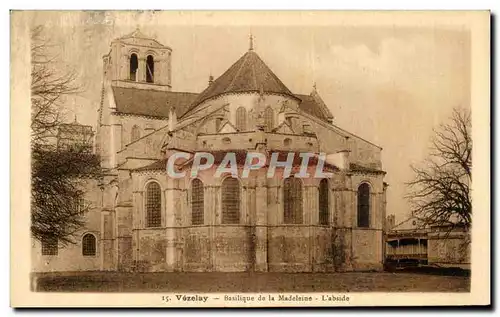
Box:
[188, 50, 297, 111]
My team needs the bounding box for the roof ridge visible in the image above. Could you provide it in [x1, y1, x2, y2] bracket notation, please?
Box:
[226, 51, 250, 93]
[250, 53, 258, 89]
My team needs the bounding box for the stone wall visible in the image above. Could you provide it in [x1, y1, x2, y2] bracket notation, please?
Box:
[127, 164, 385, 273]
[427, 230, 471, 269]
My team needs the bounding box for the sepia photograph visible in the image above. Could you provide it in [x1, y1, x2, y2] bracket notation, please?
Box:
[10, 10, 490, 307]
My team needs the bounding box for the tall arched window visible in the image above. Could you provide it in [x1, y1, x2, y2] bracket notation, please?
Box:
[357, 183, 370, 228]
[235, 107, 247, 131]
[283, 178, 303, 224]
[82, 233, 96, 256]
[146, 182, 162, 227]
[131, 125, 141, 142]
[221, 177, 240, 224]
[264, 107, 274, 132]
[319, 179, 329, 225]
[191, 179, 204, 225]
[130, 53, 138, 81]
[146, 55, 154, 83]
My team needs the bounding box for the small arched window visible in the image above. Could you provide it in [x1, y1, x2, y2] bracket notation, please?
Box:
[146, 182, 162, 227]
[130, 53, 138, 81]
[131, 125, 141, 142]
[284, 138, 292, 147]
[191, 179, 204, 225]
[221, 177, 240, 224]
[82, 233, 96, 256]
[235, 107, 247, 131]
[357, 183, 370, 228]
[146, 55, 154, 83]
[283, 178, 303, 224]
[319, 179, 329, 225]
[264, 107, 274, 132]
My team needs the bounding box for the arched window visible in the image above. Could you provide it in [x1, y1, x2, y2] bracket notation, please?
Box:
[319, 179, 329, 225]
[131, 125, 141, 142]
[130, 53, 138, 81]
[191, 179, 204, 225]
[221, 177, 240, 224]
[82, 233, 96, 256]
[283, 178, 303, 224]
[146, 182, 162, 227]
[146, 55, 154, 83]
[284, 138, 292, 147]
[357, 183, 370, 228]
[235, 107, 247, 131]
[264, 107, 274, 132]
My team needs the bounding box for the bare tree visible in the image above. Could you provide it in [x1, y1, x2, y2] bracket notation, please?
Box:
[407, 107, 471, 228]
[30, 25, 101, 244]
[31, 25, 79, 145]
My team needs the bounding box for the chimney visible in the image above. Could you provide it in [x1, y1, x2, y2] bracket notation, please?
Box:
[168, 106, 177, 132]
[208, 75, 214, 86]
[325, 149, 350, 170]
[386, 215, 396, 231]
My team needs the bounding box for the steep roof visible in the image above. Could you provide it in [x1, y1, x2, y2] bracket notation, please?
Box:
[186, 50, 297, 112]
[112, 86, 198, 118]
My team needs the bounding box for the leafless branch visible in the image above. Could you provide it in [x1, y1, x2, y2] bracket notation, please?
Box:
[406, 107, 472, 229]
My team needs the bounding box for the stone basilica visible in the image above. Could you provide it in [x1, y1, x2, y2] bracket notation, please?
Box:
[32, 29, 388, 273]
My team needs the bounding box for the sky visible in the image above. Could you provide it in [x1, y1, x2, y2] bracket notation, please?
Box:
[28, 11, 471, 223]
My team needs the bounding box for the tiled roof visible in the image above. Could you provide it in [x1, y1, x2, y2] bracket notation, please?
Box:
[185, 50, 297, 113]
[112, 86, 198, 118]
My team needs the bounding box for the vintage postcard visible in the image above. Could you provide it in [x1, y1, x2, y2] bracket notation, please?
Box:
[10, 10, 490, 307]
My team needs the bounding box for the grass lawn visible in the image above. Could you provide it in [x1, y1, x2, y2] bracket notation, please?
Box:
[33, 271, 470, 292]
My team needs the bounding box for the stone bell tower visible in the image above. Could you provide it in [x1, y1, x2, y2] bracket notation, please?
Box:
[103, 28, 172, 91]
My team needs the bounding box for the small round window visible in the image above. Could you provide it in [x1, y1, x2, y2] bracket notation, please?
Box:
[284, 138, 292, 147]
[222, 137, 231, 145]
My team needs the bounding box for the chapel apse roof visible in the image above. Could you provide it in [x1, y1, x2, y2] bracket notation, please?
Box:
[295, 94, 331, 122]
[185, 50, 298, 113]
[112, 86, 198, 118]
